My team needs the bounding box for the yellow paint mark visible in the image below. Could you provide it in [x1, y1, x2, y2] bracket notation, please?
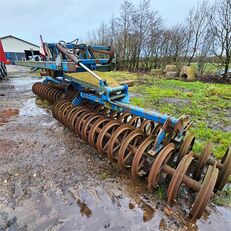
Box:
[66, 71, 120, 88]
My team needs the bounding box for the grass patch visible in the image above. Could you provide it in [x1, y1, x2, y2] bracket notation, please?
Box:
[108, 71, 231, 159]
[99, 170, 111, 180]
[35, 98, 50, 108]
[155, 185, 166, 200]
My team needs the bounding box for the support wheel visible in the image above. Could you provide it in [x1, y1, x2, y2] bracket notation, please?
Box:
[215, 147, 231, 191]
[118, 129, 145, 169]
[190, 163, 219, 220]
[148, 143, 175, 191]
[107, 125, 133, 162]
[167, 152, 194, 203]
[193, 142, 213, 180]
[131, 135, 156, 179]
[178, 133, 195, 163]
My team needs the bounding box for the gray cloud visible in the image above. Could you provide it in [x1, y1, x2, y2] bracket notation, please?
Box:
[0, 0, 213, 44]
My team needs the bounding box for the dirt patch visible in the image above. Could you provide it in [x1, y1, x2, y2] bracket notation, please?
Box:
[208, 108, 231, 132]
[160, 97, 191, 104]
[197, 75, 231, 84]
[129, 92, 143, 98]
[0, 108, 19, 125]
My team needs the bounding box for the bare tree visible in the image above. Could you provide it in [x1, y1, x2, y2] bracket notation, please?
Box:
[210, 0, 231, 77]
[88, 22, 110, 45]
[108, 15, 116, 46]
[132, 0, 151, 69]
[117, 0, 135, 66]
[168, 24, 188, 66]
[197, 28, 214, 73]
[186, 1, 211, 65]
[87, 0, 230, 74]
[136, 0, 162, 70]
[143, 20, 163, 69]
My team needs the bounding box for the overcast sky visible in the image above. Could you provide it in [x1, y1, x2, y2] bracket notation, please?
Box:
[0, 0, 212, 45]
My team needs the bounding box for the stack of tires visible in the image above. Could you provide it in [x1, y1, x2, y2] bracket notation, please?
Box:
[0, 62, 7, 79]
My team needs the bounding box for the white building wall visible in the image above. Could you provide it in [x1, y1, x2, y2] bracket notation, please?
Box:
[1, 37, 39, 52]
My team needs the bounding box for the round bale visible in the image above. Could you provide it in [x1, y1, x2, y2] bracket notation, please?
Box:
[180, 66, 196, 81]
[150, 68, 163, 77]
[164, 65, 177, 73]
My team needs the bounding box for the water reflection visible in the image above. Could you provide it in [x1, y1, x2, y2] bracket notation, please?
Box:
[142, 202, 155, 222]
[76, 198, 92, 218]
[128, 202, 135, 210]
[11, 77, 43, 91]
[19, 99, 47, 116]
[128, 198, 155, 222]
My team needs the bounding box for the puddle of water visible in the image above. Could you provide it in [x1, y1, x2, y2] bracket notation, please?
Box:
[19, 99, 47, 117]
[6, 175, 231, 231]
[67, 187, 163, 230]
[14, 185, 163, 230]
[196, 206, 231, 231]
[11, 77, 43, 91]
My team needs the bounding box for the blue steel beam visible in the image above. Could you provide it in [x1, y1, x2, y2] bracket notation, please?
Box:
[79, 92, 179, 127]
[15, 59, 112, 72]
[57, 43, 112, 51]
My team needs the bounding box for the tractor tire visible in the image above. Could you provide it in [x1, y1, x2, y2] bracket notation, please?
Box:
[0, 62, 6, 79]
[2, 62, 7, 76]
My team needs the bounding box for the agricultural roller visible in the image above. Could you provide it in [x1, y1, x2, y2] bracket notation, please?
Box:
[16, 38, 231, 220]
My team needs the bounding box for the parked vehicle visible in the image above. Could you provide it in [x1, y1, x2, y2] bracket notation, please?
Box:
[0, 39, 8, 79]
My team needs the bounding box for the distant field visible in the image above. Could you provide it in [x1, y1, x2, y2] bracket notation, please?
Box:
[107, 71, 231, 158]
[191, 62, 219, 74]
[191, 62, 231, 74]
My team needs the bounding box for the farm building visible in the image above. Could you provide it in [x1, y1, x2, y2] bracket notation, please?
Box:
[0, 35, 39, 62]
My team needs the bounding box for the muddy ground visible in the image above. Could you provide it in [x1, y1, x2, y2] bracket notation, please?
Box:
[197, 75, 231, 84]
[0, 65, 231, 231]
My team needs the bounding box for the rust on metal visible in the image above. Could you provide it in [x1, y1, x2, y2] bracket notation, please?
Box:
[167, 152, 194, 203]
[147, 143, 175, 191]
[190, 163, 219, 220]
[193, 142, 213, 180]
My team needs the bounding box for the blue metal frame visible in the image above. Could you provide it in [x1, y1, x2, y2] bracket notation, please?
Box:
[15, 41, 115, 72]
[46, 42, 114, 67]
